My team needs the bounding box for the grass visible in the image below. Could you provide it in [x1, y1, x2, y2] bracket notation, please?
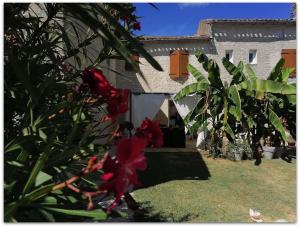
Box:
[132, 151, 296, 223]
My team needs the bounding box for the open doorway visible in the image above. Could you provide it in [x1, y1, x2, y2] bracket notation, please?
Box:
[153, 97, 186, 148]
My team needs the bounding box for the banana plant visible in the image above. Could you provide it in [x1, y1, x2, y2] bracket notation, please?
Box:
[239, 59, 296, 145]
[175, 50, 296, 157]
[174, 50, 244, 156]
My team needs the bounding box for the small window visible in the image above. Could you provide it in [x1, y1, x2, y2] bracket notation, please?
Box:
[249, 50, 257, 64]
[125, 54, 139, 71]
[225, 50, 233, 63]
[169, 50, 189, 79]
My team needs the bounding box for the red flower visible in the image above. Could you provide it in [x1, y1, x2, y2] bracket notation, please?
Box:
[103, 89, 130, 121]
[100, 136, 148, 213]
[136, 118, 164, 148]
[122, 15, 131, 21]
[82, 68, 130, 121]
[133, 22, 141, 31]
[81, 69, 117, 98]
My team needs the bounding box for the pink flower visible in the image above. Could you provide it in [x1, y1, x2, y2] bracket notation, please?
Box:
[100, 136, 148, 213]
[136, 118, 164, 147]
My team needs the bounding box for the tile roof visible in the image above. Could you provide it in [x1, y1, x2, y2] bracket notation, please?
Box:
[140, 35, 211, 42]
[202, 18, 296, 24]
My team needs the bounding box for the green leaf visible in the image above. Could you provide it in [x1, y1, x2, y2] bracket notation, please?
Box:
[195, 50, 223, 89]
[7, 49, 38, 106]
[268, 58, 285, 81]
[287, 94, 296, 106]
[4, 181, 16, 195]
[228, 85, 241, 121]
[281, 67, 295, 83]
[5, 184, 54, 220]
[187, 64, 207, 82]
[222, 58, 246, 85]
[22, 146, 52, 195]
[244, 64, 257, 80]
[264, 109, 287, 141]
[44, 207, 107, 220]
[224, 123, 235, 140]
[39, 209, 55, 222]
[174, 81, 209, 101]
[6, 161, 24, 167]
[208, 60, 223, 90]
[237, 79, 296, 95]
[195, 49, 209, 70]
[35, 171, 53, 187]
[38, 129, 47, 141]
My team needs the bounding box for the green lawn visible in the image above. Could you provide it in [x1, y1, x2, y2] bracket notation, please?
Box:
[132, 151, 296, 223]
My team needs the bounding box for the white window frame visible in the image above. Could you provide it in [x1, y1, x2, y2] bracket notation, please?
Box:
[225, 50, 233, 63]
[249, 49, 257, 65]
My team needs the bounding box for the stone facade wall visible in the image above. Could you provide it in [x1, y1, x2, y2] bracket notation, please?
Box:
[115, 22, 296, 93]
[212, 23, 296, 79]
[116, 40, 214, 93]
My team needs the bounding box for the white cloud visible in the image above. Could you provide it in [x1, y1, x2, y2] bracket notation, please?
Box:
[178, 3, 210, 9]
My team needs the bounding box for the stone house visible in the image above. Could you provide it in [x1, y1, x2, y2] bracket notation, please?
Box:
[112, 19, 296, 142]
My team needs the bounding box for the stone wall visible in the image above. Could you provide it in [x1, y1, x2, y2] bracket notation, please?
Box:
[115, 22, 296, 92]
[212, 23, 296, 79]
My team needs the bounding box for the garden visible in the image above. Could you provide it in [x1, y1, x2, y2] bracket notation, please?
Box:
[4, 3, 296, 223]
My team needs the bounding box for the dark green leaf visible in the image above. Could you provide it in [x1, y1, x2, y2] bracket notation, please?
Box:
[44, 207, 107, 220]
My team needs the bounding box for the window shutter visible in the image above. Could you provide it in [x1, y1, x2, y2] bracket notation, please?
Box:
[125, 54, 139, 71]
[179, 50, 189, 76]
[169, 51, 179, 78]
[281, 49, 296, 78]
[169, 50, 189, 79]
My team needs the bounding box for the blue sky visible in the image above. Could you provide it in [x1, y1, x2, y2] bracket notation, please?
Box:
[133, 3, 293, 36]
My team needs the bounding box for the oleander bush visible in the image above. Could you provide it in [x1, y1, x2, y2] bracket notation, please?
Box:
[4, 3, 163, 222]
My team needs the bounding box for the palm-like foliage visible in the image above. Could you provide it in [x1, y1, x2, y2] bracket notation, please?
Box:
[175, 50, 296, 156]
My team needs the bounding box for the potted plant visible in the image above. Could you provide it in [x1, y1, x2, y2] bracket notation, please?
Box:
[228, 140, 244, 161]
[262, 135, 276, 159]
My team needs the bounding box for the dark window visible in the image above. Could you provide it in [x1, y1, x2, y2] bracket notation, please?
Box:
[225, 53, 230, 60]
[249, 53, 254, 63]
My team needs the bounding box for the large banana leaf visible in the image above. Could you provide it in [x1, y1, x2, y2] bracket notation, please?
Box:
[207, 59, 224, 90]
[195, 49, 209, 71]
[195, 50, 224, 90]
[174, 81, 209, 101]
[267, 58, 285, 81]
[287, 94, 296, 106]
[224, 123, 235, 140]
[228, 85, 241, 121]
[238, 79, 296, 95]
[187, 64, 208, 82]
[183, 97, 208, 124]
[264, 109, 287, 141]
[244, 64, 257, 80]
[222, 58, 245, 85]
[281, 67, 295, 83]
